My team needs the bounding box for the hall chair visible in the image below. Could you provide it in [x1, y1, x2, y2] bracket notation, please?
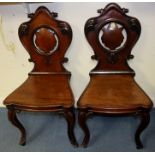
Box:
[3, 6, 78, 147]
[78, 3, 153, 149]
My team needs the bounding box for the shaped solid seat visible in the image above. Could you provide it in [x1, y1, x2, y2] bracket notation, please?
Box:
[78, 3, 153, 149]
[4, 75, 74, 109]
[3, 6, 78, 147]
[78, 75, 152, 112]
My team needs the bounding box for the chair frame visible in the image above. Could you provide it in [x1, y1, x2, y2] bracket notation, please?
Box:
[78, 3, 153, 149]
[4, 6, 78, 147]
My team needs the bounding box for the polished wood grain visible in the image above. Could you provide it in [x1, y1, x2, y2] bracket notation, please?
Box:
[4, 75, 74, 109]
[3, 6, 78, 147]
[101, 23, 124, 51]
[78, 75, 152, 113]
[35, 28, 57, 53]
[78, 3, 153, 149]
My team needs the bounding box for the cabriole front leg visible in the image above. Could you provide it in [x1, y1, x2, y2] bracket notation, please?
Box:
[135, 110, 150, 149]
[8, 108, 26, 145]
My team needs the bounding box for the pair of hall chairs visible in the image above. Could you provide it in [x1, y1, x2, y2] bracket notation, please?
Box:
[3, 3, 153, 149]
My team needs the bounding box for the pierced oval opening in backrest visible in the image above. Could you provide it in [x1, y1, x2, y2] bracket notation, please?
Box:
[33, 27, 59, 55]
[99, 22, 127, 52]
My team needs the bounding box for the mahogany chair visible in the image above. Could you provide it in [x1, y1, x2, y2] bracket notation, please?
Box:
[78, 3, 153, 149]
[3, 6, 78, 147]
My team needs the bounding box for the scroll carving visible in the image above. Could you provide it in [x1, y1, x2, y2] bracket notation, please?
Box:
[19, 24, 29, 37]
[58, 22, 72, 35]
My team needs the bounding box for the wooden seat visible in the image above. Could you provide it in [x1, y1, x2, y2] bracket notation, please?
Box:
[78, 75, 152, 111]
[4, 75, 74, 109]
[3, 6, 78, 147]
[78, 3, 153, 149]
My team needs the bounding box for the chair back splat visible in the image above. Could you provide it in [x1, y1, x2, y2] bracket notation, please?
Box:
[85, 3, 141, 75]
[19, 6, 72, 75]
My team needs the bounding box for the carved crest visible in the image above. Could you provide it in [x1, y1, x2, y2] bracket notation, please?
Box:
[85, 3, 141, 74]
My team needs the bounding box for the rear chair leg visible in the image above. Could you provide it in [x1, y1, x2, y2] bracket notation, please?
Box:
[135, 110, 150, 149]
[8, 109, 26, 145]
[64, 108, 78, 147]
[78, 110, 91, 147]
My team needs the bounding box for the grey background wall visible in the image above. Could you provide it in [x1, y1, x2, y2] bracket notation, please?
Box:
[0, 2, 155, 107]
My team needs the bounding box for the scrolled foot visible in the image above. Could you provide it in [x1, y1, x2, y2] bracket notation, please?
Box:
[19, 137, 26, 146]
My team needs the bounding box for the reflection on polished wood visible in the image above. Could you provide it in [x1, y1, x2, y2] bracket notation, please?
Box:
[3, 6, 78, 147]
[78, 3, 152, 149]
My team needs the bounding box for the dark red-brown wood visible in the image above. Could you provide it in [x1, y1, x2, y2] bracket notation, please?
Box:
[3, 6, 78, 147]
[78, 3, 153, 149]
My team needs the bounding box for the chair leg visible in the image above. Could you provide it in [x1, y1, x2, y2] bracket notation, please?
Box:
[8, 109, 26, 146]
[78, 110, 91, 147]
[64, 108, 78, 147]
[135, 111, 150, 149]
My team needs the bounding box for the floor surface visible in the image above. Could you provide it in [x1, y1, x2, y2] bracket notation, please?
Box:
[0, 108, 155, 152]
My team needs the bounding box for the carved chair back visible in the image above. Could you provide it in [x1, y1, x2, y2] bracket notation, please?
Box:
[18, 6, 72, 74]
[85, 3, 141, 75]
